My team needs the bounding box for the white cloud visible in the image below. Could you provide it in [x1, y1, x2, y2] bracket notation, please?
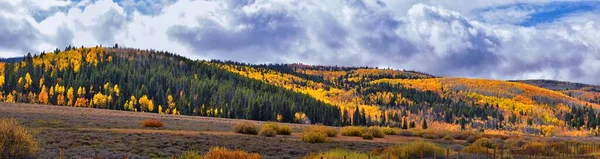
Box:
[0, 0, 599, 84]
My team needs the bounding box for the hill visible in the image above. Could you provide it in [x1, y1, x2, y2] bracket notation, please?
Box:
[1, 46, 599, 136]
[514, 80, 600, 105]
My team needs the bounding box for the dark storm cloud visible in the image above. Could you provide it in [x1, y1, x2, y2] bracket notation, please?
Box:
[0, 15, 42, 53]
[167, 3, 307, 62]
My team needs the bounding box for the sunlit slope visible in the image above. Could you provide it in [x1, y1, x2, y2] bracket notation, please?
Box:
[373, 78, 598, 125]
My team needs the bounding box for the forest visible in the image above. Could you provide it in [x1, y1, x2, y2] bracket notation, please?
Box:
[1, 45, 600, 135]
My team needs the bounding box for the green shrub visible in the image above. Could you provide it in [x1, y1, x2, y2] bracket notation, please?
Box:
[261, 122, 292, 135]
[362, 131, 374, 140]
[259, 127, 277, 137]
[367, 127, 385, 138]
[305, 125, 337, 137]
[276, 124, 292, 135]
[303, 149, 387, 159]
[0, 118, 40, 158]
[302, 131, 328, 143]
[379, 127, 398, 135]
[340, 126, 366, 137]
[383, 140, 444, 159]
[463, 138, 496, 154]
[234, 122, 259, 135]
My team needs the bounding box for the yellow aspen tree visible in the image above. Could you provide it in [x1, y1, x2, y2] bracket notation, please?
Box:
[66, 87, 74, 106]
[167, 95, 176, 114]
[39, 78, 44, 88]
[18, 73, 33, 89]
[138, 95, 154, 112]
[113, 84, 120, 95]
[5, 92, 15, 103]
[124, 96, 137, 111]
[0, 75, 4, 88]
[38, 85, 49, 104]
[92, 92, 110, 108]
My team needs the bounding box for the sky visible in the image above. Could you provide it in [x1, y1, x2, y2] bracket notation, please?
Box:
[0, 0, 599, 84]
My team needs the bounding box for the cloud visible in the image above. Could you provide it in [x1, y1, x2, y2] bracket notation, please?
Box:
[1, 0, 599, 85]
[0, 15, 42, 54]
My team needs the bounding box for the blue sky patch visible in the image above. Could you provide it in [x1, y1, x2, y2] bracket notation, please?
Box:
[475, 1, 600, 26]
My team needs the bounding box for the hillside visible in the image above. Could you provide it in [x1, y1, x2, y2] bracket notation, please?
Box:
[1, 46, 600, 136]
[515, 80, 600, 105]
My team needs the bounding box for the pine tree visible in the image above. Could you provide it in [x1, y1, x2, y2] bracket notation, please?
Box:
[422, 118, 428, 129]
[353, 106, 361, 126]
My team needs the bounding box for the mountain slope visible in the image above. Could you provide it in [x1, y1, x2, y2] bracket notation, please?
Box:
[0, 46, 342, 126]
[1, 46, 599, 135]
[514, 79, 600, 105]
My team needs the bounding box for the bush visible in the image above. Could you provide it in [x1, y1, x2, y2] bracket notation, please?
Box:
[261, 122, 291, 135]
[181, 147, 262, 159]
[443, 135, 454, 141]
[383, 140, 444, 159]
[398, 130, 414, 137]
[362, 131, 374, 140]
[379, 127, 398, 135]
[340, 126, 366, 137]
[0, 118, 40, 158]
[302, 131, 328, 143]
[420, 133, 440, 139]
[259, 127, 277, 137]
[142, 119, 164, 128]
[463, 138, 496, 154]
[305, 125, 337, 137]
[275, 124, 292, 135]
[303, 149, 386, 159]
[367, 127, 385, 138]
[234, 122, 259, 135]
[452, 131, 475, 140]
[466, 135, 481, 143]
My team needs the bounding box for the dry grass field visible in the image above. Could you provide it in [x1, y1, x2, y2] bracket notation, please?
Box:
[3, 102, 600, 159]
[0, 102, 398, 158]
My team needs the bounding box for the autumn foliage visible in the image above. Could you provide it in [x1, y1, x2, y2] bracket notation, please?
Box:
[142, 119, 164, 128]
[181, 147, 262, 159]
[0, 118, 40, 158]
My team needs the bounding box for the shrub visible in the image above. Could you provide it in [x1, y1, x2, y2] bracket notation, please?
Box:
[443, 135, 454, 141]
[383, 140, 444, 159]
[367, 127, 385, 138]
[302, 131, 328, 143]
[340, 126, 366, 137]
[261, 123, 291, 135]
[305, 125, 337, 137]
[182, 147, 262, 159]
[420, 133, 440, 139]
[275, 124, 292, 135]
[466, 135, 481, 143]
[379, 127, 398, 135]
[142, 119, 164, 128]
[234, 122, 259, 135]
[259, 127, 277, 137]
[452, 131, 475, 140]
[463, 138, 496, 154]
[303, 149, 386, 159]
[362, 131, 374, 140]
[0, 118, 40, 158]
[398, 130, 414, 137]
